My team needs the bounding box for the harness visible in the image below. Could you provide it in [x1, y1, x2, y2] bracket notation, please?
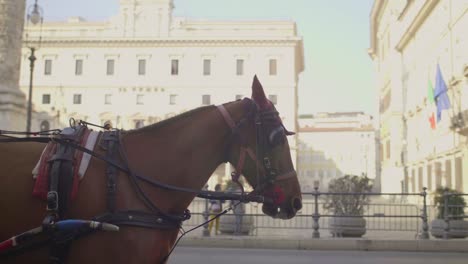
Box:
[0, 98, 297, 263]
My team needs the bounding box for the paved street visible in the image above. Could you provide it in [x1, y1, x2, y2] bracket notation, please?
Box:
[169, 247, 468, 264]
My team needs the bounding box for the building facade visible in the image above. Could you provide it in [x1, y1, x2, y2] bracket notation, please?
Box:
[297, 112, 379, 192]
[369, 0, 468, 194]
[19, 0, 304, 189]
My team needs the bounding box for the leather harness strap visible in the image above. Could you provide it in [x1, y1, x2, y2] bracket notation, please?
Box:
[96, 130, 187, 229]
[43, 126, 88, 264]
[101, 130, 119, 213]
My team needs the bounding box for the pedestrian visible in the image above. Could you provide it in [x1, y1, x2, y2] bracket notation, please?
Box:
[231, 185, 245, 235]
[208, 184, 223, 235]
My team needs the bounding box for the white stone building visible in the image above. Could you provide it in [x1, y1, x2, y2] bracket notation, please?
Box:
[369, 0, 468, 194]
[297, 112, 379, 192]
[19, 0, 304, 189]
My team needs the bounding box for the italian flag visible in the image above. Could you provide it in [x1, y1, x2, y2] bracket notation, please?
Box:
[427, 79, 436, 130]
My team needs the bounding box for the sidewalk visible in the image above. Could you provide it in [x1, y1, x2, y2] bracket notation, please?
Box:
[178, 234, 468, 253]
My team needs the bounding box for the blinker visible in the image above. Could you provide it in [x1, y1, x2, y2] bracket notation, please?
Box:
[268, 126, 286, 148]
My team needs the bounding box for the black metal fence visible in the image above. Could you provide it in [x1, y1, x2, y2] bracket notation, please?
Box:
[181, 188, 467, 239]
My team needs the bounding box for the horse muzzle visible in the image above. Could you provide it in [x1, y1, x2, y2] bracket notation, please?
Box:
[262, 195, 302, 220]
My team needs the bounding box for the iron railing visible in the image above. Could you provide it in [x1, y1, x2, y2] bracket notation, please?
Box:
[181, 188, 467, 240]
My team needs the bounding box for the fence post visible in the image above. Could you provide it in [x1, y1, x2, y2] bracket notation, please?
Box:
[312, 186, 320, 238]
[443, 190, 449, 239]
[203, 199, 210, 237]
[418, 187, 429, 239]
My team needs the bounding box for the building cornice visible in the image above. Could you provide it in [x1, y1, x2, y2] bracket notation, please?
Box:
[28, 38, 302, 47]
[299, 127, 375, 133]
[395, 0, 440, 52]
[368, 0, 385, 60]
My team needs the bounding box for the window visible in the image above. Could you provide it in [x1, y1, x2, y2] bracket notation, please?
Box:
[418, 167, 423, 192]
[203, 59, 211, 75]
[104, 94, 112, 105]
[202, 94, 211, 105]
[135, 120, 145, 129]
[171, 59, 179, 75]
[75, 59, 83, 75]
[106, 59, 115, 75]
[40, 120, 50, 132]
[170, 94, 177, 105]
[445, 160, 452, 188]
[235, 95, 243, 100]
[435, 162, 442, 188]
[385, 140, 390, 159]
[136, 94, 144, 105]
[427, 164, 433, 191]
[138, 59, 146, 75]
[269, 59, 277, 75]
[44, 59, 52, 75]
[73, 94, 82, 104]
[42, 94, 51, 104]
[102, 120, 112, 128]
[379, 143, 383, 161]
[268, 94, 277, 105]
[236, 59, 244, 75]
[455, 157, 463, 192]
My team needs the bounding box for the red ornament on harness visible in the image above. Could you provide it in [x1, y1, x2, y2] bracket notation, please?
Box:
[263, 185, 285, 206]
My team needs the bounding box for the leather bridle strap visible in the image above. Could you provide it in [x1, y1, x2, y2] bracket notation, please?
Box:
[217, 104, 253, 193]
[217, 105, 236, 130]
[232, 146, 256, 182]
[216, 103, 296, 191]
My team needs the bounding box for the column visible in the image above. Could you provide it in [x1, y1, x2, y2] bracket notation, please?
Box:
[450, 156, 456, 190]
[0, 0, 27, 130]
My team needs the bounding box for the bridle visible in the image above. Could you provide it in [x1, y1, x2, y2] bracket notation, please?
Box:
[217, 98, 297, 205]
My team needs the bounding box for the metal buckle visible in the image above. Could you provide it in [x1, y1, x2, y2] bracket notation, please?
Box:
[47, 191, 59, 211]
[263, 157, 272, 169]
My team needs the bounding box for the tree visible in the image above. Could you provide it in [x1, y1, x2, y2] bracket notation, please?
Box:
[433, 187, 466, 220]
[323, 175, 373, 216]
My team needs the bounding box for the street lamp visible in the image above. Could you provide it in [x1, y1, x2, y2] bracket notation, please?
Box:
[25, 0, 44, 134]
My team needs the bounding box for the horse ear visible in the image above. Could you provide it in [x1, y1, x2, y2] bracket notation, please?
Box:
[251, 75, 270, 109]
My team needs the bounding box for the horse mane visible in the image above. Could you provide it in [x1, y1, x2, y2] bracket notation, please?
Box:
[126, 105, 217, 135]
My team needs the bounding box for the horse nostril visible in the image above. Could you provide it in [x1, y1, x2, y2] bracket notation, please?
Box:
[292, 197, 302, 211]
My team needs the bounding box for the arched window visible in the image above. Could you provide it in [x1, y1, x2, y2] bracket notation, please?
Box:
[102, 120, 113, 130]
[40, 120, 50, 131]
[135, 120, 145, 129]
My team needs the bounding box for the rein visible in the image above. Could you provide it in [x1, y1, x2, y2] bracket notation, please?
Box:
[0, 134, 266, 204]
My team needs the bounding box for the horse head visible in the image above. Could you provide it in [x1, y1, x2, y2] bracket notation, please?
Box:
[226, 75, 302, 219]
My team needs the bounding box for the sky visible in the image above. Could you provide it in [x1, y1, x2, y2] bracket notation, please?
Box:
[26, 0, 377, 116]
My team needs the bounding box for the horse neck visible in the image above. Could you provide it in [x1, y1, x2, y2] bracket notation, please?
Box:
[120, 102, 245, 211]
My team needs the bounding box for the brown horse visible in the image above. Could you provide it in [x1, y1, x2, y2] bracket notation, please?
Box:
[0, 76, 302, 263]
